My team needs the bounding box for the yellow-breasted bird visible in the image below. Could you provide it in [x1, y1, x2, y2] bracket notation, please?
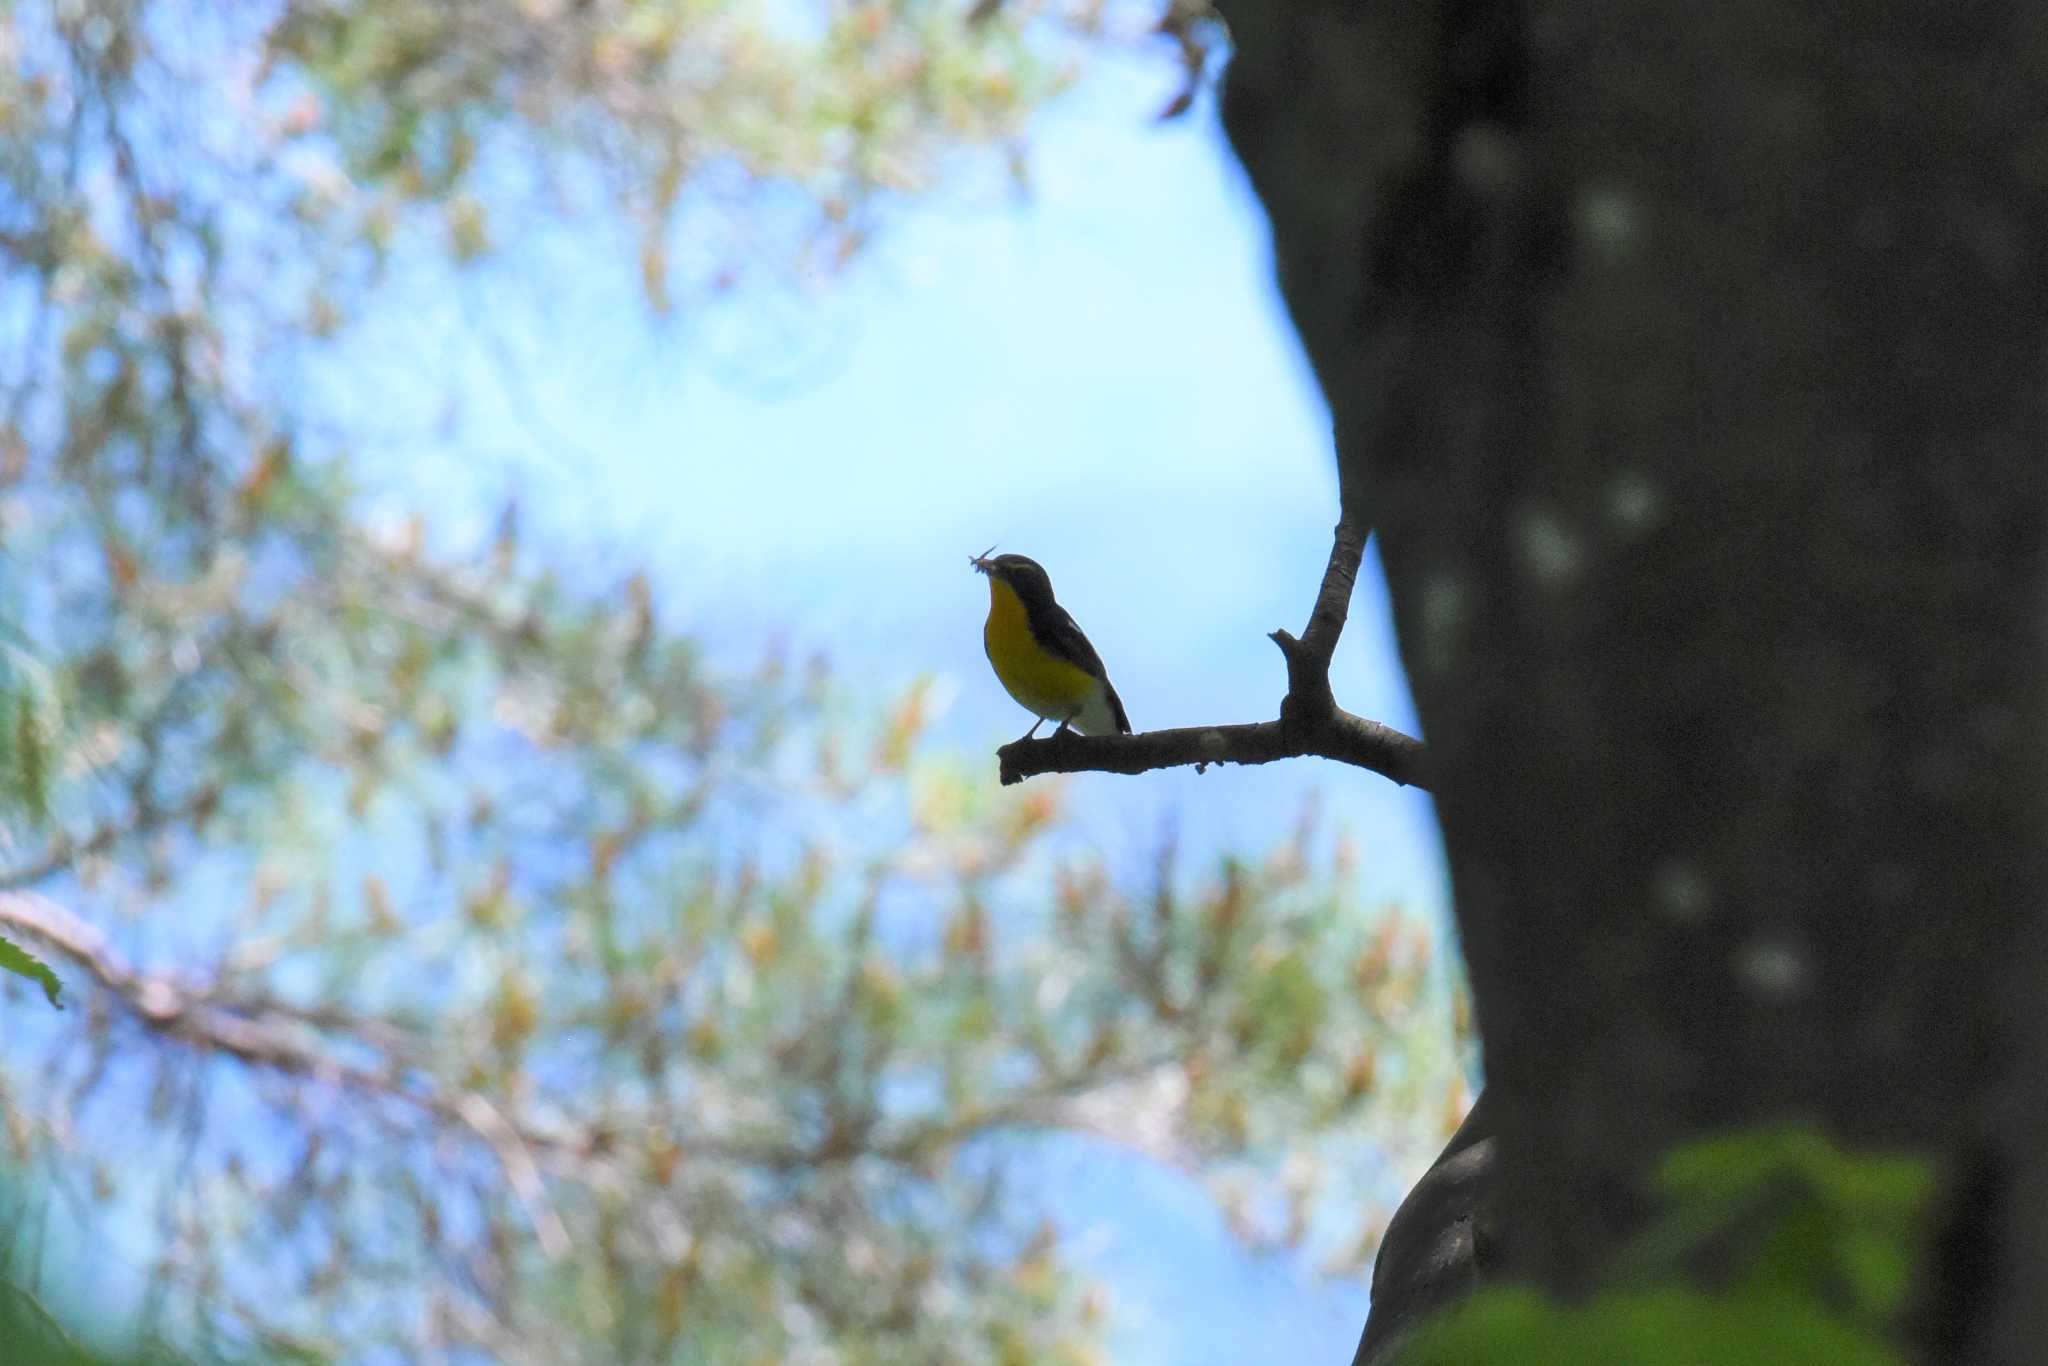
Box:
[971, 550, 1131, 742]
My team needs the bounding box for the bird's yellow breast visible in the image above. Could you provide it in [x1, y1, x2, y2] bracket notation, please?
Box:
[983, 576, 1098, 722]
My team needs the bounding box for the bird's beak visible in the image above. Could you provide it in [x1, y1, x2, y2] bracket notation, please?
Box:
[969, 544, 997, 574]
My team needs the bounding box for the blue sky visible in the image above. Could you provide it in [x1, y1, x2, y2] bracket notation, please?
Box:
[328, 52, 1444, 909]
[315, 49, 1451, 1366]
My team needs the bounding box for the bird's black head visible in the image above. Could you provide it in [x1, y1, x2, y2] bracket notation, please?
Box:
[970, 551, 1057, 607]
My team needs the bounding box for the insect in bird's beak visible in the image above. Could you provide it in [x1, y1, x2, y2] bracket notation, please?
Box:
[970, 544, 997, 574]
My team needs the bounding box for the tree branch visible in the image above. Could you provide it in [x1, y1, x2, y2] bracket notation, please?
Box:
[998, 711, 1427, 788]
[0, 888, 1207, 1191]
[1282, 517, 1370, 694]
[998, 520, 1429, 789]
[0, 887, 593, 1250]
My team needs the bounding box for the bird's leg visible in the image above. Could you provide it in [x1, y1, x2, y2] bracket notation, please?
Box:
[1051, 717, 1074, 737]
[1017, 716, 1047, 743]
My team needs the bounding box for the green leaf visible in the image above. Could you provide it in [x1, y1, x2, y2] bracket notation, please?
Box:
[0, 641, 60, 823]
[0, 933, 63, 1008]
[1403, 1288, 1901, 1366]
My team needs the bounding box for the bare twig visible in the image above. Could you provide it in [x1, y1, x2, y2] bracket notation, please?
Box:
[1271, 517, 1368, 722]
[0, 781, 222, 892]
[1155, 0, 1221, 121]
[453, 1093, 572, 1260]
[998, 521, 1430, 789]
[998, 712, 1426, 787]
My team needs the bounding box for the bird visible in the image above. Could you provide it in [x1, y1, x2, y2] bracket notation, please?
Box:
[971, 550, 1131, 743]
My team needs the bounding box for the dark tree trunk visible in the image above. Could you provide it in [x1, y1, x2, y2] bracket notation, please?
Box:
[1215, 2, 2048, 1360]
[1350, 1091, 1498, 1365]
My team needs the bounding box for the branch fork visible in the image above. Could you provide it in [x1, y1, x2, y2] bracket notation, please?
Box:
[997, 522, 1428, 789]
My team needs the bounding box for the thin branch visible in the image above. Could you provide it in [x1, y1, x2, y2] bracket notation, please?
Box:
[1, 888, 1087, 1186]
[999, 520, 1430, 789]
[1290, 518, 1369, 676]
[998, 712, 1426, 787]
[0, 780, 222, 892]
[453, 1093, 572, 1260]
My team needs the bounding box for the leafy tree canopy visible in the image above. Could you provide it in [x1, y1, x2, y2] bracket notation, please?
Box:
[0, 2, 1448, 1361]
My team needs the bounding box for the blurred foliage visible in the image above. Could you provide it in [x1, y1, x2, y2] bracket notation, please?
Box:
[1399, 1128, 1935, 1366]
[1, 641, 63, 1003]
[0, 642, 59, 822]
[0, 0, 1447, 1360]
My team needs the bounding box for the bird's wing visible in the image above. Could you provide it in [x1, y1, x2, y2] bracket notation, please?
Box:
[1034, 603, 1130, 733]
[1032, 603, 1110, 679]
